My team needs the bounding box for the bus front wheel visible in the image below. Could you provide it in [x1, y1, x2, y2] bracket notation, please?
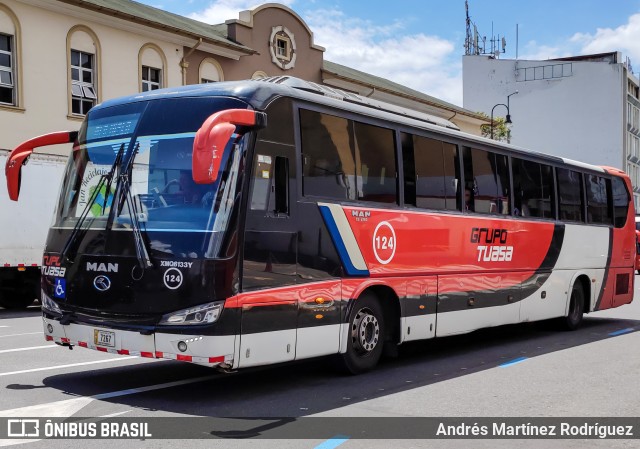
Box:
[340, 293, 385, 374]
[560, 282, 585, 331]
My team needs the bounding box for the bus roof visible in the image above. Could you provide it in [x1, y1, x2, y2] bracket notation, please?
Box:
[95, 77, 610, 176]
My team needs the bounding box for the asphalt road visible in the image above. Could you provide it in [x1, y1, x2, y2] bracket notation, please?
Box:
[0, 279, 639, 449]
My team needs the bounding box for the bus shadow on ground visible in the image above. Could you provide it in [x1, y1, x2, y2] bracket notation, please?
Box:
[0, 304, 42, 319]
[40, 314, 639, 418]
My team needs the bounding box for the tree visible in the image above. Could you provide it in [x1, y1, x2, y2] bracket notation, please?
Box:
[478, 112, 511, 142]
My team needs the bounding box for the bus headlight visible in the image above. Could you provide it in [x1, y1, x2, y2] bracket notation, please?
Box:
[41, 290, 62, 315]
[159, 301, 224, 326]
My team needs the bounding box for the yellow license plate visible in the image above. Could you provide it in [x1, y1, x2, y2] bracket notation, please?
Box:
[94, 329, 115, 348]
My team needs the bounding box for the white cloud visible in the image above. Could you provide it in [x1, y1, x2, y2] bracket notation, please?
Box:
[188, 0, 295, 24]
[305, 8, 462, 105]
[570, 13, 640, 63]
[188, 2, 463, 105]
[518, 41, 567, 61]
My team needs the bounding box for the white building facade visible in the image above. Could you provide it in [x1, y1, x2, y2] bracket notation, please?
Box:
[463, 52, 640, 208]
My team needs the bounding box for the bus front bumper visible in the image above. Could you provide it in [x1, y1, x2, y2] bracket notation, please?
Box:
[42, 316, 235, 368]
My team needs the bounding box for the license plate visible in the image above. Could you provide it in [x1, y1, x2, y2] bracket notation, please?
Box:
[94, 329, 115, 348]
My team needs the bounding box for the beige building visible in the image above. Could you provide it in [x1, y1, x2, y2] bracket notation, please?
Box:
[0, 0, 486, 155]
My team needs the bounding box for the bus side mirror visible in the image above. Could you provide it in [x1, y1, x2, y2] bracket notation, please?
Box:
[193, 109, 266, 184]
[5, 131, 78, 201]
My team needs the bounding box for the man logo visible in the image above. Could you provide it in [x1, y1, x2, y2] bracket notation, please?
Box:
[86, 262, 118, 272]
[93, 275, 111, 292]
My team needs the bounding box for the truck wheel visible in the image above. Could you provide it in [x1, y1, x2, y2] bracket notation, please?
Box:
[0, 290, 37, 309]
[339, 293, 385, 374]
[560, 282, 584, 331]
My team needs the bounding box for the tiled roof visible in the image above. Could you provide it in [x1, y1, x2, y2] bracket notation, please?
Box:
[58, 0, 254, 53]
[323, 60, 484, 120]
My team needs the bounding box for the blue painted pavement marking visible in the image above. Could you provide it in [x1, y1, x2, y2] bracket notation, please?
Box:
[609, 328, 635, 337]
[314, 435, 350, 449]
[499, 356, 528, 367]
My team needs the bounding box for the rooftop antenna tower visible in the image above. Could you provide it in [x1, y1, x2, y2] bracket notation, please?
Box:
[465, 1, 506, 58]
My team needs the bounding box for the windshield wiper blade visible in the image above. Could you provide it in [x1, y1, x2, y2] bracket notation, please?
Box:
[60, 143, 126, 264]
[114, 142, 153, 270]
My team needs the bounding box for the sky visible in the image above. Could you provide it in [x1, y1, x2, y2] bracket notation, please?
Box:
[136, 0, 640, 106]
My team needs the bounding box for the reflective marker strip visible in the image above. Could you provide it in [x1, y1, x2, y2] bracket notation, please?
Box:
[48, 336, 226, 365]
[499, 356, 528, 367]
[314, 435, 350, 449]
[609, 328, 635, 337]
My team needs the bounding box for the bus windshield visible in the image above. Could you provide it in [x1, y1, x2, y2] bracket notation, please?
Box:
[55, 96, 250, 259]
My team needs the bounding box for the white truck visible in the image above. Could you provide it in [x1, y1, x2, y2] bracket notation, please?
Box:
[0, 150, 67, 309]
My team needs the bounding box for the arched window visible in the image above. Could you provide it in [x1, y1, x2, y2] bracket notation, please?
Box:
[0, 4, 22, 108]
[138, 43, 167, 91]
[251, 70, 268, 80]
[67, 25, 101, 117]
[199, 58, 223, 83]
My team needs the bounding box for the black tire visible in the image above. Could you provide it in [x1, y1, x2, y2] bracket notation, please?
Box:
[339, 293, 385, 374]
[0, 289, 37, 310]
[560, 282, 585, 331]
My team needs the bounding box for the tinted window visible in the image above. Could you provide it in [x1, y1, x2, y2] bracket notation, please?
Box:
[462, 147, 510, 214]
[354, 121, 397, 203]
[257, 97, 294, 145]
[557, 168, 584, 222]
[402, 134, 460, 210]
[300, 109, 396, 203]
[512, 158, 555, 219]
[612, 176, 630, 228]
[250, 99, 295, 211]
[585, 174, 612, 225]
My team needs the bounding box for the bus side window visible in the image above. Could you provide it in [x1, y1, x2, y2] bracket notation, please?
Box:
[353, 121, 397, 204]
[511, 158, 555, 219]
[249, 154, 273, 211]
[557, 168, 585, 222]
[585, 174, 611, 225]
[408, 134, 459, 211]
[462, 147, 510, 215]
[300, 110, 356, 201]
[612, 176, 630, 228]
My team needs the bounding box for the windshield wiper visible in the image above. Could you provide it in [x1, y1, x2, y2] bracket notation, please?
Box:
[60, 143, 126, 264]
[112, 142, 153, 270]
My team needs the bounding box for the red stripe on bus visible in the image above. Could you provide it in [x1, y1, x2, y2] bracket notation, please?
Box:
[154, 351, 163, 358]
[45, 335, 53, 341]
[141, 351, 154, 358]
[176, 354, 192, 362]
[96, 346, 108, 352]
[78, 341, 88, 347]
[209, 356, 225, 363]
[117, 349, 130, 355]
[227, 280, 342, 309]
[60, 337, 70, 343]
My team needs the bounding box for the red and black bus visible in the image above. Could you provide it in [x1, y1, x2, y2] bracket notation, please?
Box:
[5, 77, 635, 373]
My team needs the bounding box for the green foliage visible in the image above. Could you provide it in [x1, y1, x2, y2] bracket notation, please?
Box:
[478, 112, 511, 142]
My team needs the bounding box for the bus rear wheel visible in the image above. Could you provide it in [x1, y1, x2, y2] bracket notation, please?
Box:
[560, 282, 584, 331]
[339, 293, 385, 374]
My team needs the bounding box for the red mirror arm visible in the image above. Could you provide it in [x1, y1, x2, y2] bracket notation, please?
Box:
[5, 131, 78, 201]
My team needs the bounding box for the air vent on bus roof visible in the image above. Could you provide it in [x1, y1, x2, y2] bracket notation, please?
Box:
[255, 76, 459, 131]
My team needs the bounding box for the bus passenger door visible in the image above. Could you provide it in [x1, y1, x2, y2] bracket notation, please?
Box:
[240, 138, 298, 367]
